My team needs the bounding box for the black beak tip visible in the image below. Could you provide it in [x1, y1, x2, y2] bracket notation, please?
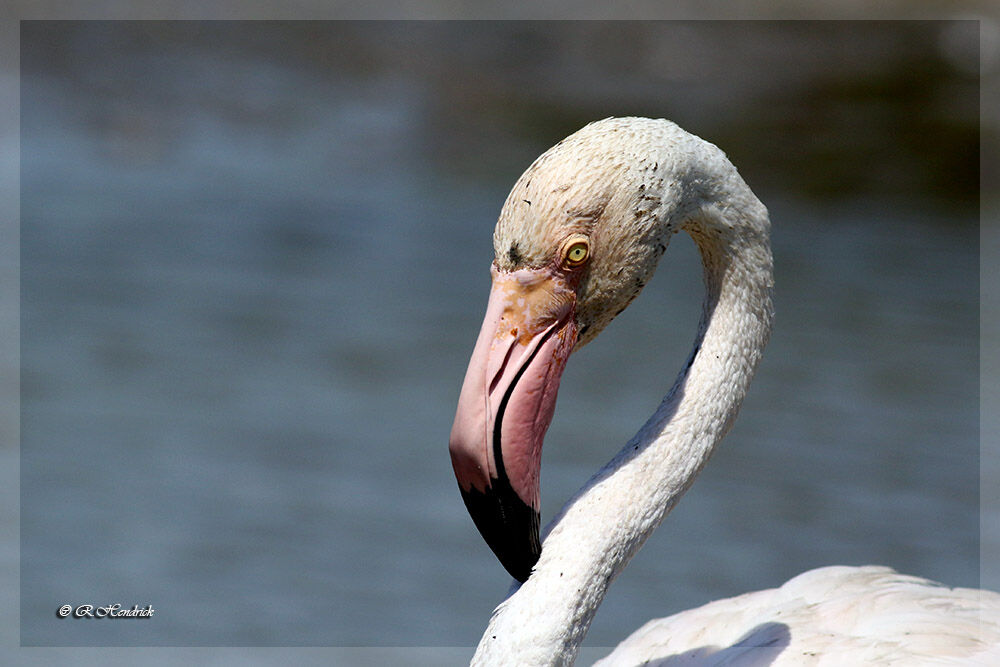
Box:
[459, 482, 541, 583]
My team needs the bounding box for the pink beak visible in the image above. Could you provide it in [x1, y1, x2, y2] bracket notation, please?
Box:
[449, 265, 579, 582]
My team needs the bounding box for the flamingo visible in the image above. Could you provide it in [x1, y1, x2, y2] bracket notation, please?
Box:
[447, 117, 1000, 665]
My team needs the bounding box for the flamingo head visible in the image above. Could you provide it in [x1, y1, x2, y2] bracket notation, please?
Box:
[448, 118, 678, 582]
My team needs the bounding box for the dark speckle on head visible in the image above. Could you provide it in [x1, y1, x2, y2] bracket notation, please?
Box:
[508, 243, 523, 266]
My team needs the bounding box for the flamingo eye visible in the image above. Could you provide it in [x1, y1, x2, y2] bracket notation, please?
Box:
[562, 237, 590, 268]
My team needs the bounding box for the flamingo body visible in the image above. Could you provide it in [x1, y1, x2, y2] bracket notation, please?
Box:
[599, 566, 1000, 665]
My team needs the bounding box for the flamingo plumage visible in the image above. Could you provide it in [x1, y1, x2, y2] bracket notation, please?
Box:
[447, 117, 1000, 666]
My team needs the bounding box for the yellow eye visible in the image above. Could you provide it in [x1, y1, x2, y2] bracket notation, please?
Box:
[562, 238, 590, 267]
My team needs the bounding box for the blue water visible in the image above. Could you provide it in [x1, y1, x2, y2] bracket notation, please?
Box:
[18, 22, 980, 653]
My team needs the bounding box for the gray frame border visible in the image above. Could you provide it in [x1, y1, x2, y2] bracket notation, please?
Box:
[3, 5, 997, 664]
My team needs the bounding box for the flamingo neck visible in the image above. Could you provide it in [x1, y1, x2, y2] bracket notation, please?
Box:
[472, 155, 774, 666]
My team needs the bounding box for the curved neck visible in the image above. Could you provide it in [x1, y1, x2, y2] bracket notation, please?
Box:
[472, 159, 774, 666]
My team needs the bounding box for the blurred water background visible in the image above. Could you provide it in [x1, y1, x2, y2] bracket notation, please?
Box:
[17, 20, 986, 654]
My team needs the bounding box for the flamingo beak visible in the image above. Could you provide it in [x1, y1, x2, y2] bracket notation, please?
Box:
[449, 264, 579, 582]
